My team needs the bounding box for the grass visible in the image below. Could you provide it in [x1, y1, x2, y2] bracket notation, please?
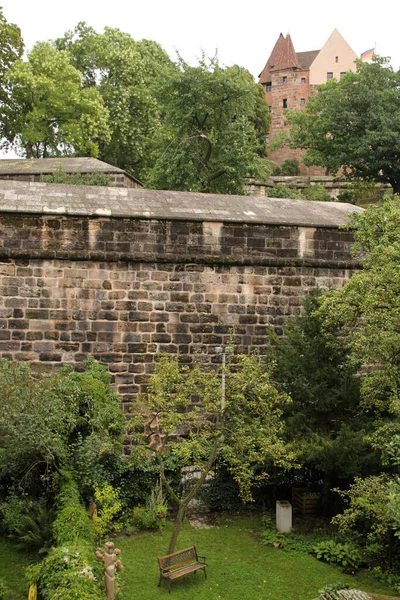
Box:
[0, 538, 37, 600]
[115, 516, 398, 600]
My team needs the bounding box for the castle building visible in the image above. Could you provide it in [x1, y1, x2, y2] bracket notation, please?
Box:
[259, 29, 358, 173]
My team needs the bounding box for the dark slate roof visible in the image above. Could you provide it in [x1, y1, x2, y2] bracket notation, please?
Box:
[296, 50, 320, 70]
[0, 157, 142, 185]
[0, 180, 363, 228]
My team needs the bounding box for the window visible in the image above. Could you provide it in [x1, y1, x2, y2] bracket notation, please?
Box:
[283, 76, 287, 84]
[266, 134, 270, 144]
[340, 72, 346, 79]
[327, 72, 333, 80]
[335, 56, 339, 63]
[301, 77, 306, 84]
[266, 82, 272, 92]
[268, 105, 272, 113]
[300, 98, 305, 106]
[283, 98, 288, 108]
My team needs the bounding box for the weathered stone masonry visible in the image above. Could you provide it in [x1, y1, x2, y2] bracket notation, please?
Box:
[0, 181, 363, 412]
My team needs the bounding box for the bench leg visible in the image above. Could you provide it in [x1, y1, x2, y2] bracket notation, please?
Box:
[204, 567, 207, 580]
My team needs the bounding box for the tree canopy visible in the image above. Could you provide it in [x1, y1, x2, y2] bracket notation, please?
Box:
[316, 196, 400, 561]
[55, 24, 174, 179]
[269, 292, 378, 512]
[288, 58, 400, 194]
[144, 55, 270, 194]
[2, 41, 110, 158]
[131, 353, 294, 552]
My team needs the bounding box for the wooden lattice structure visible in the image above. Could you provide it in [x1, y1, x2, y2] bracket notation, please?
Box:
[292, 488, 321, 516]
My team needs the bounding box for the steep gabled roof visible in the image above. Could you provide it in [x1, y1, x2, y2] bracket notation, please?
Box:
[259, 33, 301, 83]
[296, 50, 320, 70]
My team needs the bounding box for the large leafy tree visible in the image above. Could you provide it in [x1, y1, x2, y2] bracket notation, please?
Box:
[2, 42, 110, 158]
[288, 58, 400, 194]
[145, 55, 270, 194]
[270, 292, 378, 513]
[0, 8, 23, 100]
[131, 353, 295, 553]
[56, 24, 174, 179]
[317, 196, 400, 563]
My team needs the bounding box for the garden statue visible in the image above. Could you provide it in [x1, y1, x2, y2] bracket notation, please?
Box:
[96, 542, 123, 600]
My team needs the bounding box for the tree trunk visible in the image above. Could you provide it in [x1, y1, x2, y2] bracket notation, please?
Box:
[321, 473, 331, 517]
[168, 502, 186, 554]
[392, 180, 400, 196]
[166, 439, 219, 554]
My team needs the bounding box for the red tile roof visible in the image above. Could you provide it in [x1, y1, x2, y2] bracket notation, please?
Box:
[259, 34, 320, 83]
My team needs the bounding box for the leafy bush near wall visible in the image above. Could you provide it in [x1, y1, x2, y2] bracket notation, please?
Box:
[337, 179, 387, 206]
[27, 474, 104, 600]
[267, 184, 333, 201]
[313, 540, 363, 572]
[272, 159, 300, 176]
[40, 168, 111, 186]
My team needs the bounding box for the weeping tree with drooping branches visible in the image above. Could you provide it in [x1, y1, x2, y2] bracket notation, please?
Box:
[130, 353, 295, 554]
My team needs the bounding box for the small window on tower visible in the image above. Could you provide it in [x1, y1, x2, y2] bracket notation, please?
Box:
[335, 56, 339, 63]
[301, 77, 306, 84]
[268, 105, 272, 113]
[283, 98, 288, 108]
[300, 98, 305, 106]
[283, 76, 287, 84]
[266, 82, 272, 92]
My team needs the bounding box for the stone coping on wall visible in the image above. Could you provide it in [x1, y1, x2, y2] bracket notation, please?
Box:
[0, 180, 363, 228]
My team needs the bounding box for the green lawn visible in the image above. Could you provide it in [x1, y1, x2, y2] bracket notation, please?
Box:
[116, 517, 398, 600]
[0, 538, 37, 600]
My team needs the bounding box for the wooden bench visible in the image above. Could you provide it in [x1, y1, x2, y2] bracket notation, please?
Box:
[158, 546, 207, 592]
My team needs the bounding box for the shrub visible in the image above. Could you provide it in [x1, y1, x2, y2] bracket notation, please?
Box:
[40, 168, 111, 187]
[302, 184, 332, 202]
[267, 185, 302, 199]
[0, 579, 9, 600]
[0, 358, 125, 505]
[337, 179, 387, 206]
[92, 483, 122, 539]
[27, 475, 104, 600]
[313, 540, 362, 572]
[272, 159, 300, 176]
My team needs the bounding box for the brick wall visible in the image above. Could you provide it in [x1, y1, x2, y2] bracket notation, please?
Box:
[0, 212, 359, 406]
[266, 70, 325, 174]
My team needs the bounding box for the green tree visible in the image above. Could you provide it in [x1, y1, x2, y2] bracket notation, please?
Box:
[2, 41, 110, 158]
[317, 196, 400, 564]
[131, 353, 295, 553]
[56, 24, 174, 179]
[0, 8, 23, 100]
[288, 58, 400, 194]
[270, 292, 377, 512]
[0, 358, 125, 501]
[145, 55, 270, 194]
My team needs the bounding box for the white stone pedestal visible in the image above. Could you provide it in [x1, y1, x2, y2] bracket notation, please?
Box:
[276, 500, 292, 533]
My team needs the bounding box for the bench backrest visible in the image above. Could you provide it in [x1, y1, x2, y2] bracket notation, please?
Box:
[158, 546, 198, 571]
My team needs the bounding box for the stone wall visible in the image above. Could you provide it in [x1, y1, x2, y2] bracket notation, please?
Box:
[0, 211, 360, 410]
[0, 181, 363, 408]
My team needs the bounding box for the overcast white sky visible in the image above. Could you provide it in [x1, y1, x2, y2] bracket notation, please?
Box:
[2, 0, 400, 78]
